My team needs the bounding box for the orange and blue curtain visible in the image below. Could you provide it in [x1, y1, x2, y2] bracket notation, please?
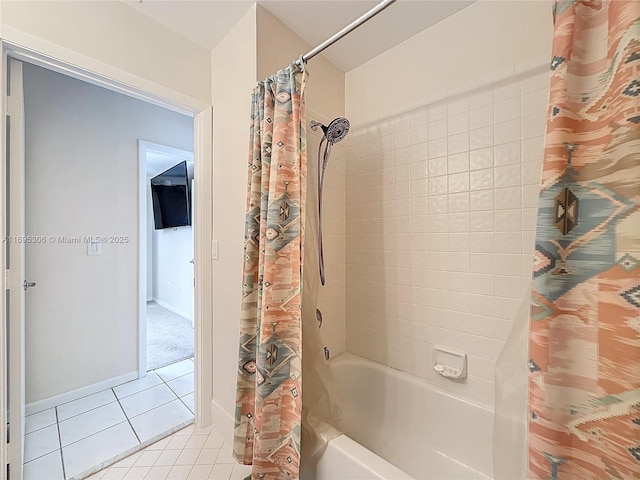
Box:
[528, 1, 640, 478]
[233, 64, 307, 479]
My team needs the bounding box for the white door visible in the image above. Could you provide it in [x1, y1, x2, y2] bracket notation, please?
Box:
[5, 57, 26, 480]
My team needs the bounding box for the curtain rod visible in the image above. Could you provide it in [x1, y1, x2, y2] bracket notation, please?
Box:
[295, 0, 397, 67]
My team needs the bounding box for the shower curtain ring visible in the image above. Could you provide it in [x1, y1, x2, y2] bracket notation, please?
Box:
[297, 55, 306, 71]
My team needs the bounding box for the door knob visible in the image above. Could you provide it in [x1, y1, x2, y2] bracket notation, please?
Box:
[23, 280, 36, 291]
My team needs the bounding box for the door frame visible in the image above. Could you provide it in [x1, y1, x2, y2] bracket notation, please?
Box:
[0, 37, 214, 476]
[138, 140, 195, 377]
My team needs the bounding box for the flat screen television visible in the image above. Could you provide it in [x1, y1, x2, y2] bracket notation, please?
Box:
[150, 161, 191, 229]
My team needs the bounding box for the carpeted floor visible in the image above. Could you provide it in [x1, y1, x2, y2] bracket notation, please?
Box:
[147, 301, 194, 371]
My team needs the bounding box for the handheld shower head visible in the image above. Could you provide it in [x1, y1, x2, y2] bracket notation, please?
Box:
[311, 116, 351, 286]
[311, 117, 350, 144]
[324, 117, 350, 144]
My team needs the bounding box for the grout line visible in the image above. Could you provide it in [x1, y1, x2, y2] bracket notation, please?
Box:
[177, 396, 195, 416]
[113, 388, 141, 445]
[23, 421, 57, 436]
[162, 373, 194, 400]
[60, 420, 132, 450]
[56, 397, 118, 423]
[112, 373, 164, 400]
[55, 407, 67, 480]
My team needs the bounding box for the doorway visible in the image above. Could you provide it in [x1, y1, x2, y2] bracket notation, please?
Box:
[21, 61, 196, 480]
[2, 42, 213, 480]
[139, 141, 196, 372]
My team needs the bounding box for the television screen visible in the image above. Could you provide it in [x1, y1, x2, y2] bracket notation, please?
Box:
[150, 161, 191, 229]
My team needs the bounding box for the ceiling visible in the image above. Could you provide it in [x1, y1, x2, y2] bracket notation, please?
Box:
[124, 0, 474, 72]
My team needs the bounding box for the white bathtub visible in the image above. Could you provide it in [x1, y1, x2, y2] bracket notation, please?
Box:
[302, 353, 494, 480]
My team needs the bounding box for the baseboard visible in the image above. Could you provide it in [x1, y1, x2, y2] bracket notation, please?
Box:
[151, 297, 192, 322]
[212, 399, 234, 441]
[26, 371, 139, 416]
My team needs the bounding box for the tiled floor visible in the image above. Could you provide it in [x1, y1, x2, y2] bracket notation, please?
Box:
[24, 359, 196, 480]
[86, 424, 252, 480]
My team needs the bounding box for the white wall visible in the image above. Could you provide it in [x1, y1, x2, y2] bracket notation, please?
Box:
[210, 5, 258, 434]
[210, 5, 346, 436]
[343, 0, 553, 406]
[345, 0, 552, 126]
[0, 0, 211, 104]
[23, 63, 193, 404]
[152, 226, 194, 320]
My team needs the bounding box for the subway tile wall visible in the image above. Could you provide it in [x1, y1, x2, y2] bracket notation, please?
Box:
[343, 70, 550, 405]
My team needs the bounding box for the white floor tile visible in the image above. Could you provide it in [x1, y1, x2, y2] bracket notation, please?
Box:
[25, 408, 57, 434]
[62, 422, 139, 479]
[24, 424, 60, 463]
[113, 372, 163, 399]
[155, 360, 194, 382]
[144, 465, 171, 480]
[57, 389, 117, 421]
[188, 464, 213, 480]
[195, 448, 220, 465]
[24, 449, 64, 480]
[214, 447, 235, 464]
[184, 435, 207, 450]
[175, 448, 201, 466]
[122, 466, 151, 479]
[166, 373, 194, 397]
[180, 393, 195, 414]
[129, 400, 193, 443]
[208, 464, 233, 480]
[165, 435, 189, 450]
[145, 436, 172, 451]
[59, 402, 127, 446]
[85, 471, 106, 480]
[132, 450, 161, 467]
[102, 467, 129, 479]
[203, 431, 224, 450]
[174, 424, 196, 436]
[166, 465, 192, 479]
[230, 464, 252, 480]
[119, 384, 178, 419]
[154, 449, 180, 467]
[110, 451, 140, 468]
[192, 425, 213, 436]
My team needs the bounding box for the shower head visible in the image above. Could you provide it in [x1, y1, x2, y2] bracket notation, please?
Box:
[325, 117, 350, 144]
[311, 117, 350, 144]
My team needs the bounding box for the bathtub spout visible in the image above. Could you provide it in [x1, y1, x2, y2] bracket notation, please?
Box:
[323, 346, 330, 361]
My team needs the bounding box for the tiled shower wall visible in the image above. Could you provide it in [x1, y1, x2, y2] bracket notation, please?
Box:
[344, 69, 549, 405]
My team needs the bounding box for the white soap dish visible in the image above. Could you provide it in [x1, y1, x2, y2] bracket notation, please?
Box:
[433, 345, 467, 379]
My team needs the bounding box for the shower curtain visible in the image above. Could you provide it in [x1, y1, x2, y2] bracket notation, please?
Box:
[233, 63, 307, 479]
[527, 1, 640, 479]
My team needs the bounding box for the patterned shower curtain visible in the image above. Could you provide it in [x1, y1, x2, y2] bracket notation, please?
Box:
[528, 1, 640, 479]
[233, 64, 307, 479]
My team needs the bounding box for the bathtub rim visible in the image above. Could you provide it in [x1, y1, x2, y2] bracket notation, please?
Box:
[327, 351, 495, 415]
